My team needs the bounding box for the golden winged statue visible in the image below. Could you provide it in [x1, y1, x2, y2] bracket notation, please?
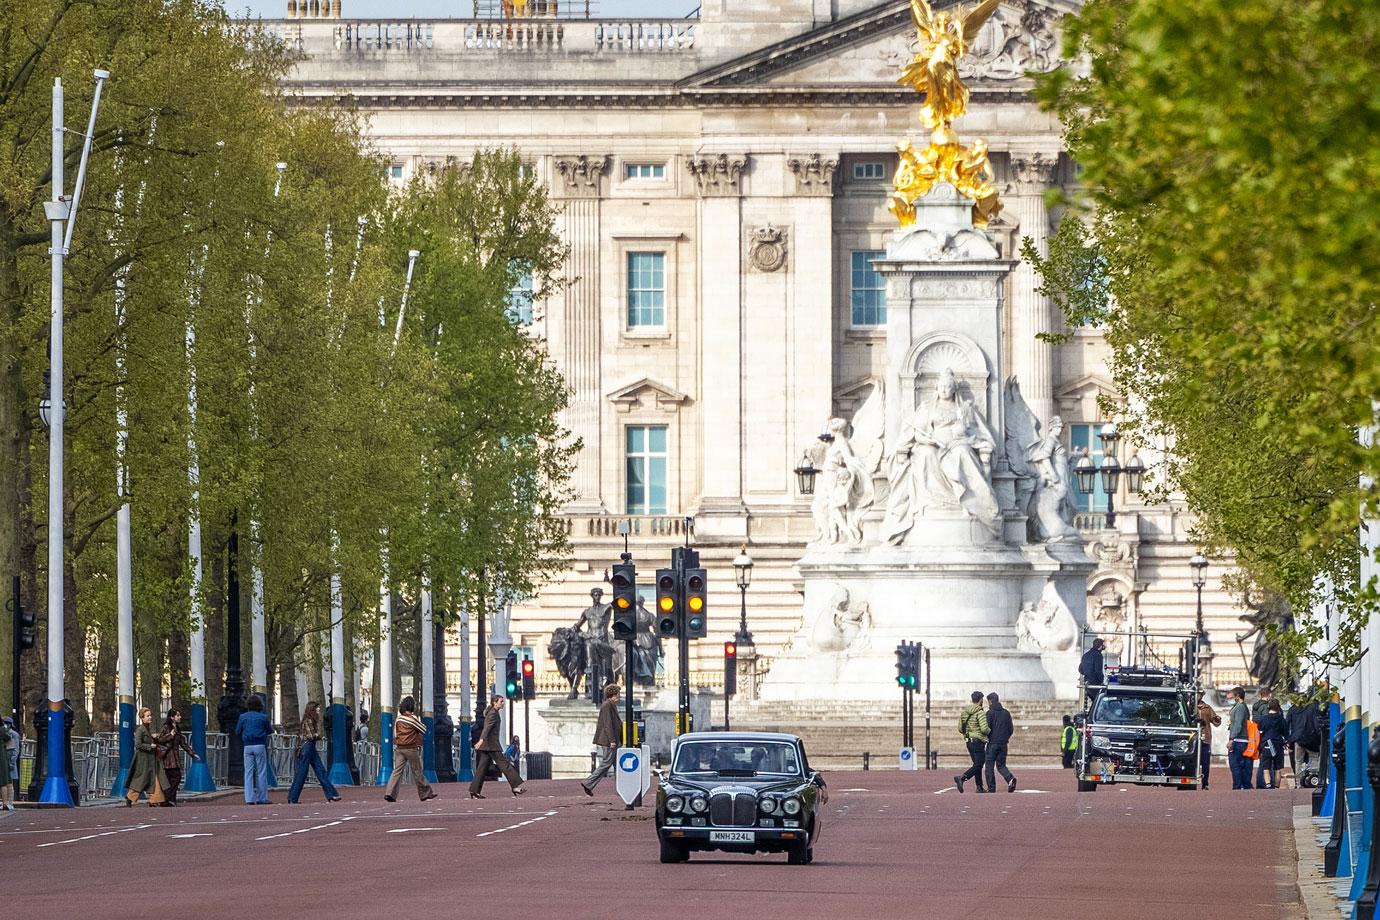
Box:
[891, 0, 1004, 227]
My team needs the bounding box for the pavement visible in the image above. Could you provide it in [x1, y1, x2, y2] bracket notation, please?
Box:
[0, 768, 1308, 920]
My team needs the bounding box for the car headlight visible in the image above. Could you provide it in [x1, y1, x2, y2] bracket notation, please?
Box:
[782, 797, 802, 816]
[1173, 739, 1192, 753]
[666, 795, 684, 814]
[759, 798, 778, 815]
[690, 796, 708, 814]
[1091, 734, 1112, 749]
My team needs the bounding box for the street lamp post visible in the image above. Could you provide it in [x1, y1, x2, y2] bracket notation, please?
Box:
[732, 547, 755, 701]
[1190, 553, 1213, 687]
[38, 71, 108, 806]
[1073, 422, 1146, 528]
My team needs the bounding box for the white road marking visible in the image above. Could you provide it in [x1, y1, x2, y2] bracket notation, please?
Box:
[933, 787, 954, 794]
[386, 827, 446, 834]
[476, 810, 557, 838]
[1016, 789, 1049, 794]
[37, 823, 150, 848]
[168, 833, 214, 839]
[256, 816, 355, 841]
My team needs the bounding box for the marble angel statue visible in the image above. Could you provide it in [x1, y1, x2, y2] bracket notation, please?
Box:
[882, 367, 1000, 542]
[810, 388, 883, 546]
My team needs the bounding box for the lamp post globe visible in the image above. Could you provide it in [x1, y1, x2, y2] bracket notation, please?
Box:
[1124, 453, 1146, 495]
[1074, 448, 1096, 497]
[793, 454, 819, 496]
[733, 546, 754, 647]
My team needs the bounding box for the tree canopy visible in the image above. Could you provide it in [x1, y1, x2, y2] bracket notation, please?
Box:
[0, 0, 575, 728]
[1030, 0, 1380, 674]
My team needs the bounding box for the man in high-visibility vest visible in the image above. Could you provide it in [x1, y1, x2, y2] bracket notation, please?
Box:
[1060, 714, 1077, 769]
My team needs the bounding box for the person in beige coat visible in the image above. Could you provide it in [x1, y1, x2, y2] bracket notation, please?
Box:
[581, 684, 623, 796]
[383, 696, 438, 803]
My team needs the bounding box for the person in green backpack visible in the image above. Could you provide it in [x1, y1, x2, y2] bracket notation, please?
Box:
[953, 691, 989, 793]
[1061, 714, 1077, 768]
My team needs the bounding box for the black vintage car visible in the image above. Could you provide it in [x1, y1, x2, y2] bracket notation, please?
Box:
[655, 731, 826, 864]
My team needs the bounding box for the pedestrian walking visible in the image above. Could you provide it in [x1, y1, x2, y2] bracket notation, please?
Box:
[2, 716, 18, 811]
[235, 694, 274, 804]
[470, 695, 525, 799]
[1078, 638, 1106, 707]
[984, 693, 1017, 793]
[1196, 695, 1221, 790]
[288, 701, 342, 804]
[1226, 686, 1253, 790]
[1060, 714, 1077, 769]
[952, 691, 989, 793]
[154, 709, 198, 806]
[124, 708, 168, 806]
[581, 684, 623, 796]
[1256, 700, 1287, 789]
[384, 696, 438, 803]
[1251, 688, 1275, 789]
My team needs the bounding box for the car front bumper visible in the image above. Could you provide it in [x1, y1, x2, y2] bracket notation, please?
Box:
[658, 824, 810, 851]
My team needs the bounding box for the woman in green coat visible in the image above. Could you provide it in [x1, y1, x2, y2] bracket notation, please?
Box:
[124, 708, 169, 806]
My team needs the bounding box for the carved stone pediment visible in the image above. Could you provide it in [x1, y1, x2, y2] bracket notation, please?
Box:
[606, 378, 690, 413]
[686, 153, 747, 197]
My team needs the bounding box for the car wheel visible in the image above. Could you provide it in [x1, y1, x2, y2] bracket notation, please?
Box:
[787, 838, 811, 865]
[659, 838, 689, 864]
[1076, 779, 1098, 793]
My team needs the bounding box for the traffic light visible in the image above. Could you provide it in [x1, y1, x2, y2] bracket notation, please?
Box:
[896, 642, 919, 689]
[521, 657, 536, 701]
[895, 644, 908, 688]
[14, 574, 35, 652]
[610, 562, 637, 640]
[655, 569, 679, 637]
[724, 641, 737, 697]
[505, 649, 519, 697]
[684, 568, 707, 638]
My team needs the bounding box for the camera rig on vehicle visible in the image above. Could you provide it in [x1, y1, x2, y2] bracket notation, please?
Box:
[1075, 628, 1207, 792]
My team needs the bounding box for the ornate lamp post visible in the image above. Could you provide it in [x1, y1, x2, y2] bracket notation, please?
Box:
[1190, 553, 1213, 688]
[1073, 422, 1145, 527]
[732, 547, 755, 701]
[793, 454, 819, 496]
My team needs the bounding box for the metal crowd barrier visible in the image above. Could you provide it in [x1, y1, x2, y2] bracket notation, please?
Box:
[355, 740, 379, 786]
[204, 731, 229, 786]
[268, 735, 298, 784]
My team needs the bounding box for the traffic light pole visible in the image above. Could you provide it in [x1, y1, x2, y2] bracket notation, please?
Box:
[923, 646, 932, 770]
[10, 575, 20, 727]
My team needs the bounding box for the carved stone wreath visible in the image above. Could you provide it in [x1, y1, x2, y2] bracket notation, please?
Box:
[748, 224, 789, 272]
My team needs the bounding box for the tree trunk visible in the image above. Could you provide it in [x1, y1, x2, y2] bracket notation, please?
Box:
[206, 537, 224, 728]
[92, 622, 116, 733]
[0, 207, 26, 726]
[168, 629, 189, 718]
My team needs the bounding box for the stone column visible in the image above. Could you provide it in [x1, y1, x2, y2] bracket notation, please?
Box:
[1007, 153, 1059, 425]
[688, 153, 749, 533]
[552, 155, 609, 511]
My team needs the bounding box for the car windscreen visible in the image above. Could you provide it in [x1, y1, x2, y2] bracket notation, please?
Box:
[1092, 694, 1189, 726]
[673, 740, 801, 777]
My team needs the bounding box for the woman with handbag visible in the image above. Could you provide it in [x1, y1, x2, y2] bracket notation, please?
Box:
[124, 708, 169, 806]
[154, 709, 199, 806]
[288, 701, 342, 804]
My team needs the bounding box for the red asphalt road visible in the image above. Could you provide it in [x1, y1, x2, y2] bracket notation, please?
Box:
[0, 769, 1304, 920]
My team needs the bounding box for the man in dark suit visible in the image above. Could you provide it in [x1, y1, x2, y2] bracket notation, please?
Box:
[1079, 638, 1106, 707]
[469, 695, 526, 799]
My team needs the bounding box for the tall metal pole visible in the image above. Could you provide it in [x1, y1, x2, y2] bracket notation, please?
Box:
[420, 577, 439, 783]
[458, 601, 473, 781]
[375, 558, 394, 785]
[327, 545, 351, 787]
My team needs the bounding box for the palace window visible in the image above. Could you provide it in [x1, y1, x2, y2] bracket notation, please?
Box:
[626, 251, 666, 327]
[1069, 423, 1107, 512]
[852, 161, 886, 180]
[850, 250, 886, 326]
[624, 163, 665, 180]
[388, 163, 404, 181]
[626, 425, 668, 515]
[506, 268, 534, 325]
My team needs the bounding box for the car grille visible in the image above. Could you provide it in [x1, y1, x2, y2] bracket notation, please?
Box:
[709, 792, 756, 827]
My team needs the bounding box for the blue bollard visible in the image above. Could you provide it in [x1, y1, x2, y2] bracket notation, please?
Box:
[38, 703, 74, 805]
[111, 697, 136, 796]
[1351, 717, 1374, 902]
[1326, 702, 1344, 818]
[458, 722, 474, 782]
[328, 701, 353, 787]
[183, 702, 216, 792]
[422, 714, 438, 784]
[375, 708, 395, 785]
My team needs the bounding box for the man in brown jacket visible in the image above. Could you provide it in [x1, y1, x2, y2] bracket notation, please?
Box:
[581, 684, 623, 796]
[384, 695, 438, 803]
[470, 695, 525, 798]
[1196, 695, 1221, 791]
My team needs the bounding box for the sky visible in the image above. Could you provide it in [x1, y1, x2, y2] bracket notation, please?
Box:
[233, 0, 699, 19]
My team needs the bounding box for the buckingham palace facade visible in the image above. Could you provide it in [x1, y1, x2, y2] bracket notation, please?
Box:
[257, 0, 1249, 693]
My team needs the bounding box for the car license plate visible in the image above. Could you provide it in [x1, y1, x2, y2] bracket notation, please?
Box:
[709, 830, 754, 844]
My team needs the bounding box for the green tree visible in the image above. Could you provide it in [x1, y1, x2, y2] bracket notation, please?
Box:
[1030, 0, 1380, 673]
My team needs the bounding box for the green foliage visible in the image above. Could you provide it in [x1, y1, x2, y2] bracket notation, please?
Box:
[1032, 0, 1380, 671]
[0, 0, 575, 715]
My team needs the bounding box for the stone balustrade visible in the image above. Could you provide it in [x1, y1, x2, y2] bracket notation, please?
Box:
[252, 18, 696, 55]
[565, 514, 690, 538]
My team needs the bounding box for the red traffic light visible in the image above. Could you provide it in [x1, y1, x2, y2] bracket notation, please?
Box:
[724, 642, 737, 657]
[522, 659, 534, 676]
